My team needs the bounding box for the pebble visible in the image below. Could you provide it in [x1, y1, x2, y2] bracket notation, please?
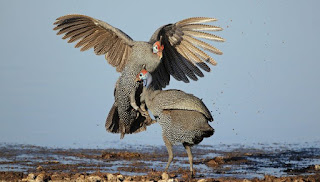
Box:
[75, 174, 86, 182]
[36, 165, 43, 171]
[27, 173, 36, 180]
[242, 179, 252, 182]
[293, 179, 304, 182]
[51, 174, 62, 181]
[168, 179, 178, 182]
[124, 176, 133, 181]
[35, 173, 45, 182]
[117, 174, 124, 181]
[197, 179, 207, 182]
[107, 173, 115, 181]
[87, 175, 102, 182]
[161, 172, 169, 181]
[75, 177, 86, 182]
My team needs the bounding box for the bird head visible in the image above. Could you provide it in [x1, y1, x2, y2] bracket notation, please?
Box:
[152, 41, 164, 60]
[135, 69, 152, 88]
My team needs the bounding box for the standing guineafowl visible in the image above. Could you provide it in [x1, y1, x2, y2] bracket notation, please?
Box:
[136, 69, 214, 176]
[53, 14, 224, 138]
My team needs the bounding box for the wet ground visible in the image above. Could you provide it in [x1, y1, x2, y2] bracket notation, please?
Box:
[0, 143, 319, 181]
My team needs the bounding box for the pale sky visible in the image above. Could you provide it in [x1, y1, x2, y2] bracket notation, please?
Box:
[0, 0, 319, 148]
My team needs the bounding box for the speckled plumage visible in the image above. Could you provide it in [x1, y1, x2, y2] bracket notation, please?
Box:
[159, 110, 214, 145]
[53, 14, 223, 139]
[141, 87, 214, 145]
[111, 42, 161, 137]
[138, 72, 214, 175]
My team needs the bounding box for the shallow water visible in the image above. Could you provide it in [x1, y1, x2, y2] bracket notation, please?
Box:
[0, 142, 319, 179]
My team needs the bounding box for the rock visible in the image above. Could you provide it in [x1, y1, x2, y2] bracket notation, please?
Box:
[36, 165, 43, 171]
[168, 179, 178, 182]
[242, 179, 252, 182]
[76, 174, 86, 182]
[107, 173, 115, 181]
[117, 174, 124, 181]
[27, 173, 36, 180]
[124, 176, 133, 181]
[206, 159, 218, 166]
[314, 164, 320, 170]
[35, 173, 45, 182]
[161, 172, 169, 181]
[51, 173, 65, 181]
[87, 175, 102, 182]
[293, 179, 304, 182]
[214, 156, 225, 164]
[159, 180, 177, 182]
[263, 175, 273, 182]
[197, 179, 207, 182]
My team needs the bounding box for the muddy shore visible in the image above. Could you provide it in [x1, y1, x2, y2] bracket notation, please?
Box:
[0, 144, 319, 181]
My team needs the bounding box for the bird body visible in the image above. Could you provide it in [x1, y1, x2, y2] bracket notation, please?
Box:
[141, 89, 213, 124]
[53, 14, 224, 138]
[137, 70, 214, 175]
[112, 42, 161, 137]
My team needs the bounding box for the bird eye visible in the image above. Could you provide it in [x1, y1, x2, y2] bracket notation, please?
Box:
[153, 43, 159, 53]
[139, 73, 143, 77]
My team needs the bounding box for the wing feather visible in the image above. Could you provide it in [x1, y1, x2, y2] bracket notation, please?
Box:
[80, 31, 105, 51]
[183, 35, 223, 55]
[176, 17, 217, 25]
[149, 17, 224, 89]
[54, 14, 134, 72]
[62, 26, 92, 40]
[181, 24, 223, 31]
[67, 29, 96, 43]
[178, 43, 211, 72]
[166, 44, 197, 81]
[183, 30, 225, 42]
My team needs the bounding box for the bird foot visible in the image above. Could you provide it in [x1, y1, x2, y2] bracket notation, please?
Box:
[138, 108, 149, 117]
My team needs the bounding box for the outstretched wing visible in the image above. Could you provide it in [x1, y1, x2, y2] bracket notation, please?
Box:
[149, 17, 225, 89]
[54, 14, 134, 72]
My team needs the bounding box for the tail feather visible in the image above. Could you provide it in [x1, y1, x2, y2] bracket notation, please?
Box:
[193, 127, 214, 145]
[105, 103, 120, 133]
[105, 102, 156, 139]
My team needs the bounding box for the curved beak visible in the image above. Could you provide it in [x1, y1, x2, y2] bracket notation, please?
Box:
[135, 74, 141, 82]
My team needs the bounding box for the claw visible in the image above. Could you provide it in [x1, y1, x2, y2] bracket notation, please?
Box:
[138, 108, 149, 117]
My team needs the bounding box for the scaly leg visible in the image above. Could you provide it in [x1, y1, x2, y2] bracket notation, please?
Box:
[163, 135, 173, 172]
[183, 143, 194, 177]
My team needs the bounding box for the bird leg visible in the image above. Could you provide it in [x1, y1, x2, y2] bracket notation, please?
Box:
[183, 143, 194, 177]
[138, 103, 149, 117]
[130, 94, 139, 111]
[140, 102, 147, 112]
[137, 108, 149, 117]
[130, 91, 149, 117]
[163, 135, 173, 172]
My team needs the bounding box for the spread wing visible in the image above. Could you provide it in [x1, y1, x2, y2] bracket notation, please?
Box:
[54, 14, 134, 72]
[149, 17, 225, 89]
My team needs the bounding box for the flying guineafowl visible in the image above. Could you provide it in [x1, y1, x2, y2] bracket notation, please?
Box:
[53, 14, 223, 138]
[136, 69, 214, 176]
